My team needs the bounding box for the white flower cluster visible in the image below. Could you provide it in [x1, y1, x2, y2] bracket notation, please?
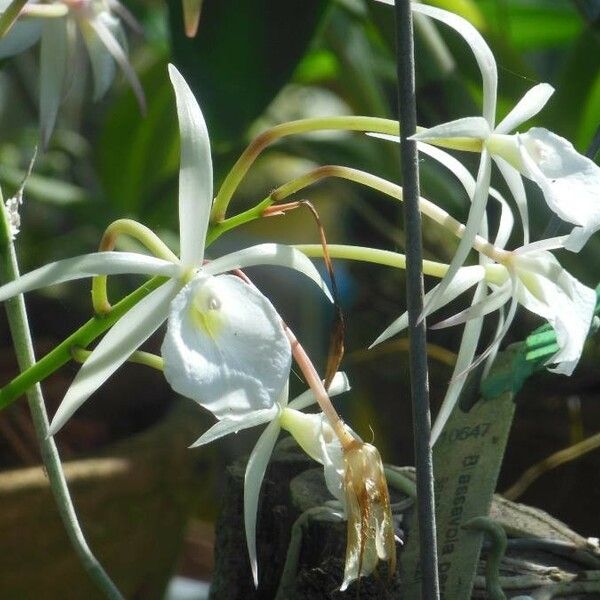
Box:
[373, 0, 599, 443]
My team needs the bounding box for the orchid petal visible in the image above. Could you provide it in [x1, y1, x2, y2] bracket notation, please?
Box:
[89, 16, 145, 112]
[370, 265, 485, 347]
[0, 252, 180, 302]
[189, 407, 278, 448]
[515, 260, 596, 375]
[107, 0, 144, 35]
[204, 243, 333, 302]
[431, 280, 486, 445]
[40, 18, 67, 147]
[244, 419, 281, 587]
[494, 83, 554, 135]
[49, 279, 179, 435]
[80, 18, 117, 101]
[161, 274, 291, 420]
[482, 304, 507, 379]
[412, 142, 516, 250]
[287, 371, 351, 411]
[279, 408, 347, 504]
[517, 128, 600, 251]
[431, 282, 511, 329]
[489, 187, 515, 250]
[514, 236, 569, 254]
[423, 151, 492, 317]
[470, 290, 519, 373]
[493, 155, 527, 244]
[411, 116, 490, 142]
[417, 141, 476, 198]
[168, 64, 213, 266]
[409, 2, 498, 125]
[0, 20, 42, 59]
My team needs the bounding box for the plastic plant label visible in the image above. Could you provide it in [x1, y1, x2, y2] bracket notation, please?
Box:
[400, 344, 526, 600]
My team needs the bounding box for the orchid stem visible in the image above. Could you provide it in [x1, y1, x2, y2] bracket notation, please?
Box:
[284, 325, 355, 450]
[394, 1, 440, 598]
[0, 192, 124, 599]
[92, 218, 179, 315]
[71, 347, 164, 371]
[296, 244, 449, 278]
[210, 116, 401, 222]
[269, 165, 507, 262]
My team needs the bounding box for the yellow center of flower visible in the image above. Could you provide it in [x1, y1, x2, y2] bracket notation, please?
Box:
[189, 284, 223, 339]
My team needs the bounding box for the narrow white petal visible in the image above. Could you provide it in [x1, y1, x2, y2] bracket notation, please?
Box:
[161, 274, 291, 419]
[431, 282, 511, 329]
[514, 236, 569, 254]
[49, 280, 179, 435]
[189, 408, 278, 448]
[107, 0, 144, 34]
[245, 419, 281, 587]
[431, 281, 486, 445]
[287, 372, 351, 411]
[489, 187, 515, 249]
[89, 16, 146, 112]
[80, 19, 117, 101]
[0, 252, 180, 302]
[0, 20, 42, 60]
[417, 141, 475, 197]
[493, 155, 527, 244]
[423, 152, 492, 317]
[473, 291, 518, 370]
[168, 64, 213, 266]
[411, 116, 490, 142]
[410, 2, 498, 125]
[204, 243, 333, 302]
[40, 18, 67, 147]
[370, 265, 485, 347]
[452, 284, 519, 381]
[494, 83, 554, 135]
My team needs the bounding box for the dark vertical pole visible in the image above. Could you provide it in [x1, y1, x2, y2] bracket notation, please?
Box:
[393, 2, 440, 599]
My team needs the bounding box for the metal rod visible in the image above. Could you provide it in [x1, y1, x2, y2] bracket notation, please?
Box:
[393, 2, 440, 598]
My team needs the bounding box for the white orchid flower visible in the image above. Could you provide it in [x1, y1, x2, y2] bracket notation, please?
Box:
[190, 372, 351, 587]
[0, 0, 145, 145]
[376, 0, 600, 313]
[0, 64, 332, 435]
[373, 244, 596, 390]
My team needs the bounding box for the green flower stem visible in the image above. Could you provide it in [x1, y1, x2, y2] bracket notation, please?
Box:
[0, 276, 166, 410]
[297, 243, 449, 278]
[20, 3, 68, 17]
[92, 218, 178, 315]
[0, 196, 124, 599]
[210, 116, 402, 223]
[269, 165, 508, 263]
[72, 347, 164, 371]
[204, 198, 272, 247]
[0, 0, 28, 36]
[297, 244, 509, 288]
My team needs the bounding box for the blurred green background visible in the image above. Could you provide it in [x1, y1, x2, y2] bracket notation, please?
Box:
[0, 0, 599, 592]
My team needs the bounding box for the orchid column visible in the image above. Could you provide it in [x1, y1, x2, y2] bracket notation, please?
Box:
[394, 1, 440, 598]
